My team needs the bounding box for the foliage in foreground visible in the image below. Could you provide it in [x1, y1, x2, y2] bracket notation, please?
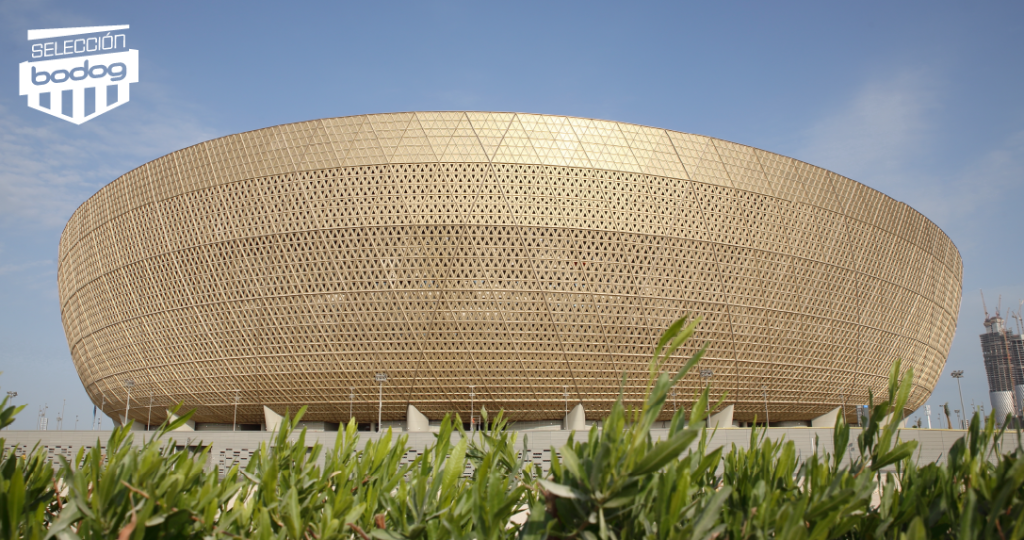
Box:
[2, 317, 1024, 539]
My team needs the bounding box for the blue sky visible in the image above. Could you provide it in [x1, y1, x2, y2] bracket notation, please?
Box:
[1, 1, 1021, 429]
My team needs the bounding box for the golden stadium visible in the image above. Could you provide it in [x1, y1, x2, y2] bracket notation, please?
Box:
[57, 112, 962, 429]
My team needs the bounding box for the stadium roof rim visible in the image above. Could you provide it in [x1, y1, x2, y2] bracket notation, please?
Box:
[60, 111, 960, 263]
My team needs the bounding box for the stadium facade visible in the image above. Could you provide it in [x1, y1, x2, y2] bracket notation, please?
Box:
[57, 112, 962, 430]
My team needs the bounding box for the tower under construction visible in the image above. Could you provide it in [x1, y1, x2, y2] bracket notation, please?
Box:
[980, 295, 1024, 421]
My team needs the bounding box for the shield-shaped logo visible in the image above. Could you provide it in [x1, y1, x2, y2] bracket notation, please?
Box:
[19, 25, 138, 125]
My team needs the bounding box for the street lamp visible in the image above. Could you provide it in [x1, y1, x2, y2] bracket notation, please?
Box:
[4, 392, 16, 427]
[951, 371, 967, 429]
[469, 385, 476, 435]
[563, 385, 569, 430]
[123, 379, 136, 425]
[147, 392, 154, 431]
[349, 387, 355, 425]
[233, 390, 241, 432]
[96, 394, 105, 430]
[762, 385, 770, 427]
[374, 373, 387, 433]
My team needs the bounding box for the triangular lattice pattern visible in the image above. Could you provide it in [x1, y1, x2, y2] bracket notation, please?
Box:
[57, 112, 963, 425]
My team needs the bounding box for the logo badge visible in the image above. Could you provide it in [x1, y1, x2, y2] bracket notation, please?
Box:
[19, 25, 138, 125]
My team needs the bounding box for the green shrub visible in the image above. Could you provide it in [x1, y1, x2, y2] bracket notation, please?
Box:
[1, 316, 1023, 539]
[0, 392, 56, 540]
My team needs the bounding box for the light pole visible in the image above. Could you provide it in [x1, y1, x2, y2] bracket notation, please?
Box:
[951, 371, 967, 428]
[349, 388, 355, 425]
[469, 385, 476, 435]
[96, 394, 105, 430]
[563, 385, 569, 430]
[5, 391, 15, 428]
[762, 385, 770, 427]
[74, 415, 79, 430]
[233, 390, 241, 432]
[147, 392, 154, 431]
[374, 373, 387, 433]
[58, 399, 65, 430]
[925, 404, 932, 429]
[123, 379, 136, 426]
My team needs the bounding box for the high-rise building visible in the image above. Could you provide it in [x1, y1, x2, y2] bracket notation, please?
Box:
[980, 312, 1024, 421]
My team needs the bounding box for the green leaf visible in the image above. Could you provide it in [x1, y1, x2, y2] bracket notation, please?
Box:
[690, 486, 731, 540]
[441, 437, 467, 498]
[871, 442, 917, 472]
[659, 319, 701, 372]
[629, 429, 699, 476]
[601, 495, 634, 509]
[833, 407, 850, 469]
[7, 465, 24, 531]
[343, 503, 366, 530]
[371, 529, 408, 540]
[653, 316, 688, 361]
[903, 516, 926, 540]
[538, 479, 577, 499]
[559, 445, 585, 482]
[283, 487, 302, 539]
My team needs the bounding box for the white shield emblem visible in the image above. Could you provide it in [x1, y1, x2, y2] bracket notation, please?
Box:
[19, 25, 138, 125]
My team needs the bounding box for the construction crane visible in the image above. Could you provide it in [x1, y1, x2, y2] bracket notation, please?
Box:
[1018, 300, 1024, 334]
[1013, 300, 1024, 335]
[998, 293, 1020, 418]
[982, 290, 990, 319]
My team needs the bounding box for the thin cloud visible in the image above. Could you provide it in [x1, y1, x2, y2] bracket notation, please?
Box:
[917, 130, 1024, 225]
[0, 96, 217, 229]
[0, 259, 52, 277]
[794, 71, 1024, 230]
[797, 70, 938, 185]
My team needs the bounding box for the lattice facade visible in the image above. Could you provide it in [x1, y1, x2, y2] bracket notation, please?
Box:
[57, 112, 963, 425]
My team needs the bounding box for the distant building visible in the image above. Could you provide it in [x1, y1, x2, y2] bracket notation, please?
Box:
[980, 313, 1024, 421]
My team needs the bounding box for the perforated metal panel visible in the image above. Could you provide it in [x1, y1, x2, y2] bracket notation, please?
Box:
[57, 112, 962, 425]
